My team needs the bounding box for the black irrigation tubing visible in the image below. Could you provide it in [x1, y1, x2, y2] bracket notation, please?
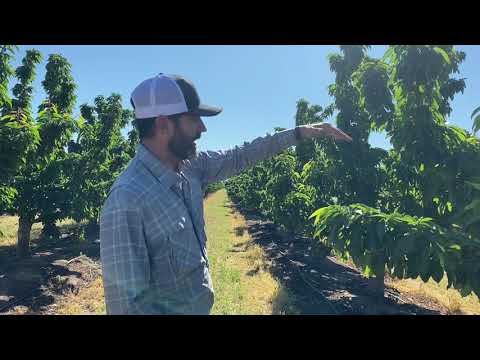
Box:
[291, 261, 407, 314]
[298, 270, 341, 315]
[286, 257, 341, 315]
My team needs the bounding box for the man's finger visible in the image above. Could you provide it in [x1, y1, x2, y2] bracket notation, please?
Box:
[311, 123, 330, 129]
[332, 129, 352, 141]
[325, 127, 352, 141]
[309, 129, 350, 142]
[315, 126, 352, 141]
[310, 123, 349, 137]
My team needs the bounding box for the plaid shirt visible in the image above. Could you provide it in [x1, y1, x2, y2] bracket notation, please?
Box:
[99, 129, 298, 315]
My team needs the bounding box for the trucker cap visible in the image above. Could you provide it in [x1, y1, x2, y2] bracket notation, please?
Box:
[130, 73, 222, 119]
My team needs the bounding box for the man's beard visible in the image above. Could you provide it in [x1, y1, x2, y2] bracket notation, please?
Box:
[168, 127, 199, 160]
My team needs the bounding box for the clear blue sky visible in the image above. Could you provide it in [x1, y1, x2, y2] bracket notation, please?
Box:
[11, 45, 480, 151]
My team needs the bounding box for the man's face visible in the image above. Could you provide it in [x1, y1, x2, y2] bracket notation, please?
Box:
[168, 114, 207, 160]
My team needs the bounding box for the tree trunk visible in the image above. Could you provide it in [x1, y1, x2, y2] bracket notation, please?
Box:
[86, 219, 100, 239]
[17, 215, 33, 258]
[41, 219, 60, 239]
[374, 270, 385, 302]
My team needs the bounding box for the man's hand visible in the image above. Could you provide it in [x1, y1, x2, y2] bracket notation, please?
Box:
[296, 123, 352, 142]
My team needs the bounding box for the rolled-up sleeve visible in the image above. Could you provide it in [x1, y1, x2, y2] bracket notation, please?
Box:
[99, 187, 152, 315]
[186, 128, 298, 185]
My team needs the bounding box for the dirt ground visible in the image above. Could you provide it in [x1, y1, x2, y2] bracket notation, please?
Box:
[0, 232, 102, 315]
[0, 205, 469, 315]
[233, 206, 454, 315]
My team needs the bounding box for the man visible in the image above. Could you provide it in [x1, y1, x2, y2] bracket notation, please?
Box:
[99, 73, 352, 315]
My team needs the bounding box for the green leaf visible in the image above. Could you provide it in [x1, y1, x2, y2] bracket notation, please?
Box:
[465, 199, 480, 212]
[465, 214, 480, 228]
[328, 225, 339, 248]
[465, 181, 480, 192]
[406, 255, 419, 279]
[349, 224, 363, 254]
[76, 115, 85, 129]
[446, 202, 453, 213]
[363, 265, 373, 278]
[395, 263, 406, 279]
[393, 85, 402, 100]
[382, 47, 395, 63]
[473, 114, 480, 134]
[417, 242, 431, 281]
[433, 47, 451, 64]
[376, 222, 386, 243]
[309, 207, 329, 220]
[430, 258, 444, 283]
[471, 106, 480, 120]
[460, 286, 472, 297]
[397, 236, 414, 255]
[335, 230, 346, 252]
[433, 239, 446, 254]
[420, 268, 430, 283]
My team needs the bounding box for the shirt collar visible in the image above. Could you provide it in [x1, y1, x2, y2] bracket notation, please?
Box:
[136, 143, 185, 189]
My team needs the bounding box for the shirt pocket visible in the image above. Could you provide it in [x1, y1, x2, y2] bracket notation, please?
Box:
[166, 215, 205, 278]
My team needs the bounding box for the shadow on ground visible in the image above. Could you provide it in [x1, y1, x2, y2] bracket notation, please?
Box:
[0, 224, 100, 314]
[227, 204, 441, 315]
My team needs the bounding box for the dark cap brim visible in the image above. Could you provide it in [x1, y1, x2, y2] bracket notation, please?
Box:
[187, 103, 223, 117]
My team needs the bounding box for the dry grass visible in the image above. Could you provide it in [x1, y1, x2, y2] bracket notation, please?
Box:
[54, 278, 106, 315]
[333, 252, 480, 314]
[0, 215, 43, 247]
[0, 215, 77, 247]
[389, 276, 480, 315]
[5, 305, 31, 315]
[205, 189, 297, 315]
[7, 278, 107, 315]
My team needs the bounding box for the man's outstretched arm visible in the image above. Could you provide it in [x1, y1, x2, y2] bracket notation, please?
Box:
[184, 123, 352, 186]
